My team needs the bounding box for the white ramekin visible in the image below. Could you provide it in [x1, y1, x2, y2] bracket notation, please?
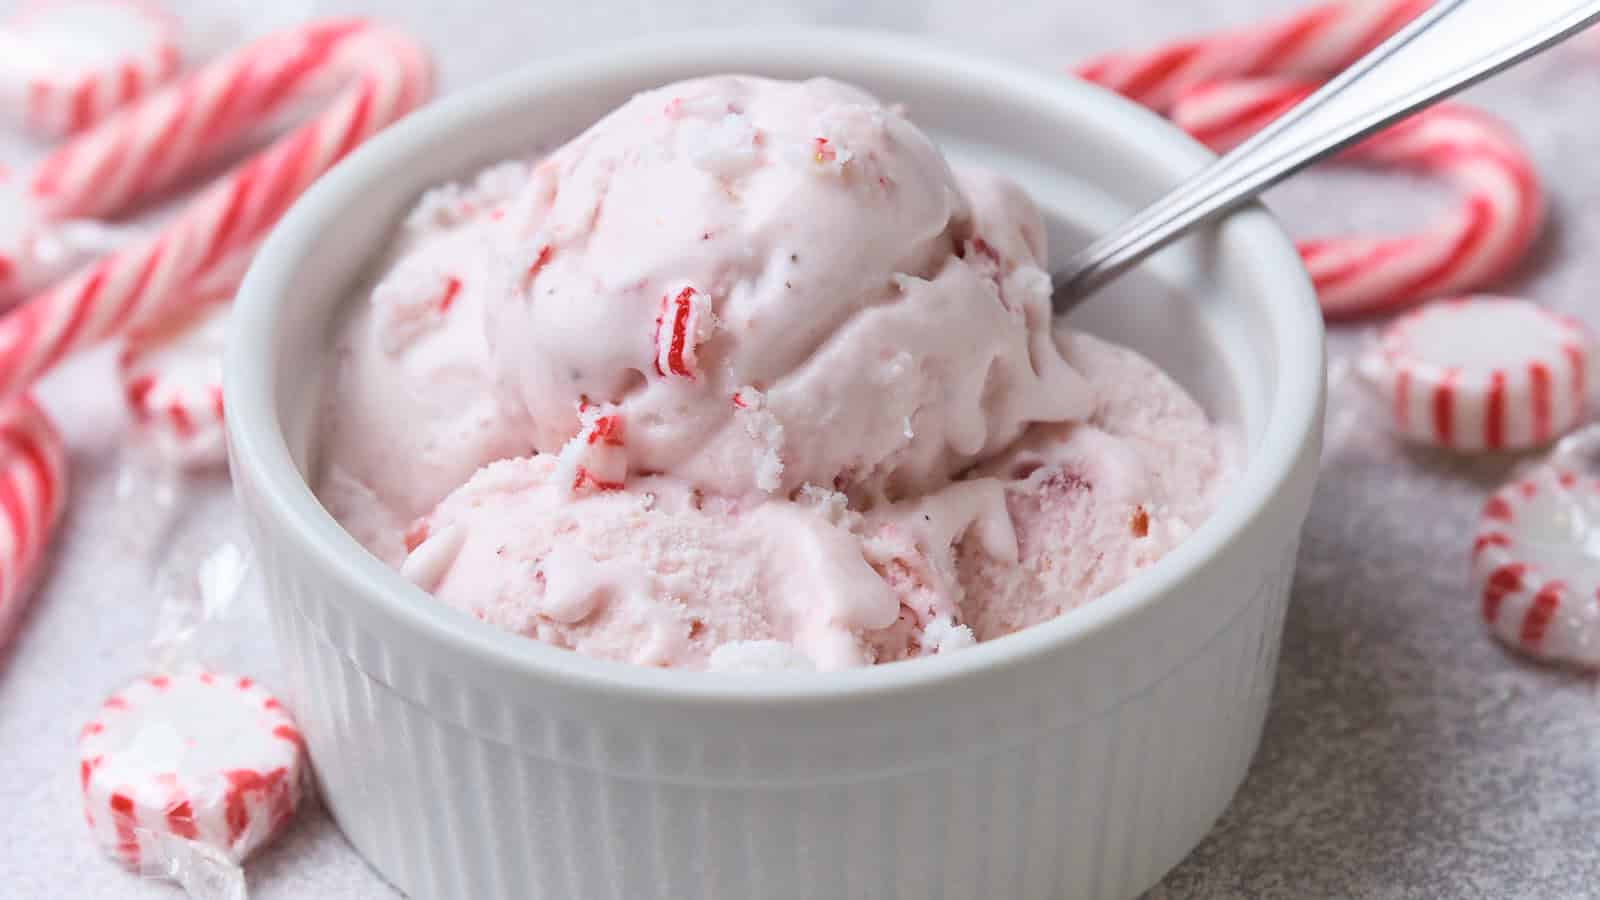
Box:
[227, 29, 1324, 900]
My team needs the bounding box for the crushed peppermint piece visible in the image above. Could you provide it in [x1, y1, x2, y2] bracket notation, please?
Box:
[556, 404, 629, 496]
[374, 267, 464, 354]
[406, 160, 532, 231]
[683, 113, 761, 176]
[921, 618, 977, 654]
[653, 286, 713, 379]
[732, 386, 784, 491]
[797, 484, 849, 524]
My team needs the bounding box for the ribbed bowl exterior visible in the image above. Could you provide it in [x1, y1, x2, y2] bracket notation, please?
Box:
[245, 483, 1307, 900]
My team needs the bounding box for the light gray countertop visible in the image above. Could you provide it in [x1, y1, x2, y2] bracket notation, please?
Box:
[5, 1, 1600, 897]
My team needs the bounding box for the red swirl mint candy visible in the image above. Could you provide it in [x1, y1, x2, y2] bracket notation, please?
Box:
[118, 301, 228, 468]
[0, 0, 180, 137]
[78, 670, 307, 867]
[1472, 465, 1600, 668]
[1360, 297, 1593, 452]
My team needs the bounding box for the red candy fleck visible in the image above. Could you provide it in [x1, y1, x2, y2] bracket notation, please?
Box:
[403, 519, 430, 552]
[435, 276, 461, 313]
[522, 244, 553, 291]
[812, 137, 836, 163]
[1483, 496, 1514, 521]
[586, 415, 625, 447]
[272, 724, 306, 752]
[1130, 505, 1149, 537]
[572, 466, 625, 492]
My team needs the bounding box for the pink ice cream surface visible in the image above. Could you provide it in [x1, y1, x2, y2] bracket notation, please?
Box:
[317, 75, 1235, 671]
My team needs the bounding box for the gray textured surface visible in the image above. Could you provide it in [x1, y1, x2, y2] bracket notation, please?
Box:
[5, 1, 1600, 898]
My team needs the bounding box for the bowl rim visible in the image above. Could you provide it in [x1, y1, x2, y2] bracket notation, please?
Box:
[226, 25, 1324, 707]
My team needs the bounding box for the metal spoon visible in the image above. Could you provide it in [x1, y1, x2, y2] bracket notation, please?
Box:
[1053, 0, 1600, 313]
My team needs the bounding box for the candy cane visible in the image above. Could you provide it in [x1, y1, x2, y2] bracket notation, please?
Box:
[0, 18, 431, 396]
[1076, 0, 1544, 319]
[0, 394, 67, 645]
[1075, 0, 1431, 114]
[1171, 77, 1542, 318]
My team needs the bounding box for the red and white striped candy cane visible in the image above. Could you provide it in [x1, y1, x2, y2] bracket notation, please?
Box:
[1171, 77, 1542, 318]
[0, 394, 66, 645]
[1075, 0, 1431, 114]
[0, 18, 430, 396]
[1076, 1, 1545, 319]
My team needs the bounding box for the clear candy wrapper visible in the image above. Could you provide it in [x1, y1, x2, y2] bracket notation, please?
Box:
[146, 538, 252, 674]
[135, 829, 247, 900]
[110, 425, 195, 560]
[1548, 423, 1600, 472]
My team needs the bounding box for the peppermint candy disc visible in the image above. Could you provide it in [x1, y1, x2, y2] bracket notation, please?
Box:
[1472, 465, 1600, 668]
[79, 671, 306, 867]
[0, 0, 180, 137]
[1359, 297, 1593, 452]
[119, 301, 228, 468]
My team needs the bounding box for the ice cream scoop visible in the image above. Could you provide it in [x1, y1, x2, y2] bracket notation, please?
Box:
[317, 74, 1234, 671]
[483, 75, 1091, 502]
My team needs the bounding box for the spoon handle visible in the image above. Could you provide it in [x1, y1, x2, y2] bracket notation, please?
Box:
[1053, 0, 1600, 311]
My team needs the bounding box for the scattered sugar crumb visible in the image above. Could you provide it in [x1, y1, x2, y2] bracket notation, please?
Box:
[682, 113, 761, 177]
[733, 386, 785, 491]
[797, 484, 850, 524]
[406, 160, 531, 231]
[921, 618, 976, 654]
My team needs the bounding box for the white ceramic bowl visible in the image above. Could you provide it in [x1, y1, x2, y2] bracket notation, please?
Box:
[227, 28, 1324, 900]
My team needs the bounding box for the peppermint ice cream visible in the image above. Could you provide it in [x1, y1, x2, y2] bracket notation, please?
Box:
[317, 75, 1234, 671]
